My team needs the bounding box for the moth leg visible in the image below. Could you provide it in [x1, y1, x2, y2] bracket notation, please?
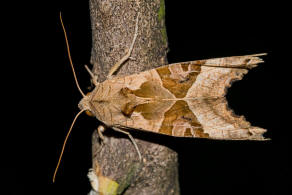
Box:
[97, 125, 105, 141]
[111, 127, 142, 161]
[95, 125, 107, 154]
[85, 65, 99, 86]
[107, 13, 140, 78]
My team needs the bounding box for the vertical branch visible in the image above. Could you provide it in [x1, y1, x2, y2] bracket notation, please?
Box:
[89, 0, 168, 82]
[89, 0, 179, 194]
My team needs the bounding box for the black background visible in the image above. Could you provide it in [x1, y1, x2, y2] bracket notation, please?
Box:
[15, 0, 285, 194]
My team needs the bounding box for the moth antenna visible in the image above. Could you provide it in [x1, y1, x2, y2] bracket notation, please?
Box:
[53, 109, 85, 183]
[60, 12, 86, 97]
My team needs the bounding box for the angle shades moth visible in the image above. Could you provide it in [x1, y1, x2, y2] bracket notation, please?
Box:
[80, 53, 267, 140]
[53, 12, 268, 184]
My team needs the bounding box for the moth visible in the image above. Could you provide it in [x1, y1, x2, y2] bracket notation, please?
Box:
[54, 13, 267, 182]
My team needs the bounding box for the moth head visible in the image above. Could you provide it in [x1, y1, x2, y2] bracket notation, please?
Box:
[78, 92, 92, 112]
[78, 92, 95, 117]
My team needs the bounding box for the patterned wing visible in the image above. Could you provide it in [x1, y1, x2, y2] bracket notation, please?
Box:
[113, 98, 266, 140]
[93, 54, 267, 140]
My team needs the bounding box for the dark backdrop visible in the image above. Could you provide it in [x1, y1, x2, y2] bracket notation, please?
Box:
[19, 1, 284, 194]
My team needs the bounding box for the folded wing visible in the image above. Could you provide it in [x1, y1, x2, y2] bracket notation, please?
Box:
[103, 54, 267, 140]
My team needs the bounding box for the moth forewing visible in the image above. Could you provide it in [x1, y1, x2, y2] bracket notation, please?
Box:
[85, 54, 267, 140]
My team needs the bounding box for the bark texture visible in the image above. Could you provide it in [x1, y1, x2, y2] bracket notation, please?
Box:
[89, 0, 179, 194]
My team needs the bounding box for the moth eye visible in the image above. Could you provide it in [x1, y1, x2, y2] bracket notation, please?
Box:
[85, 110, 94, 117]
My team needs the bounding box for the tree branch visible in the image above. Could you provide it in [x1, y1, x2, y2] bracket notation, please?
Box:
[88, 0, 179, 194]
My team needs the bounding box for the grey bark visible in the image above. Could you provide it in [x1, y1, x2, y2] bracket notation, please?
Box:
[89, 0, 180, 194]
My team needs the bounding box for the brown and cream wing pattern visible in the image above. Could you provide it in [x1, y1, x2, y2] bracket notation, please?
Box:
[97, 54, 267, 140]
